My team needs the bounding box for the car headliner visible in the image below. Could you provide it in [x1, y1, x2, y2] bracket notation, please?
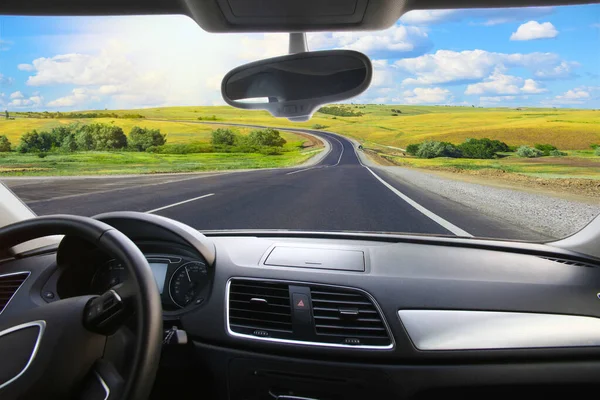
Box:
[1, 0, 597, 32]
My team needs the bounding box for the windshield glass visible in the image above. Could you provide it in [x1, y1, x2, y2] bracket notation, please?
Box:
[0, 5, 599, 242]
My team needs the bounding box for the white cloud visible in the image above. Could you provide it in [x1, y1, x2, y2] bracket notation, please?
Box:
[10, 91, 24, 99]
[309, 25, 431, 56]
[402, 87, 451, 104]
[465, 71, 547, 95]
[521, 79, 547, 94]
[399, 7, 554, 26]
[510, 21, 558, 41]
[8, 93, 43, 108]
[534, 61, 579, 79]
[17, 64, 35, 71]
[396, 49, 570, 86]
[542, 86, 599, 106]
[47, 88, 97, 107]
[0, 40, 11, 51]
[480, 96, 517, 102]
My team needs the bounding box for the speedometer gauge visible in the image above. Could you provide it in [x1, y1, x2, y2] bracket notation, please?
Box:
[168, 261, 208, 308]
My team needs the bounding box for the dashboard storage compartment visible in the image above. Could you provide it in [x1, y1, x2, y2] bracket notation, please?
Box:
[264, 246, 365, 271]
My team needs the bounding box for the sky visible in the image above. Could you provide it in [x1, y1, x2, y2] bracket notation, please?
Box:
[0, 4, 599, 111]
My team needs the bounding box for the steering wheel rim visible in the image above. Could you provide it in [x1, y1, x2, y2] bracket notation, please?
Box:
[0, 215, 162, 400]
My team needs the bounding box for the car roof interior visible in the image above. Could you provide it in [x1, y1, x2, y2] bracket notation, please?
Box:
[2, 0, 597, 32]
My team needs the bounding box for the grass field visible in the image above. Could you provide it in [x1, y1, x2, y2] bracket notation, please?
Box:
[0, 148, 321, 176]
[26, 104, 596, 150]
[379, 150, 600, 180]
[2, 105, 599, 178]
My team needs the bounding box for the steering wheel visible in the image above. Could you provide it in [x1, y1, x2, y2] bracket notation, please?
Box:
[0, 215, 162, 400]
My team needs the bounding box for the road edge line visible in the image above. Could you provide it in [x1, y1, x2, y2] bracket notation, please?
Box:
[146, 193, 215, 214]
[364, 166, 472, 237]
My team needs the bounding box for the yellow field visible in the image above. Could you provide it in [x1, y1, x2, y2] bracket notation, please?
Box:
[6, 105, 599, 150]
[0, 118, 305, 146]
[51, 105, 599, 150]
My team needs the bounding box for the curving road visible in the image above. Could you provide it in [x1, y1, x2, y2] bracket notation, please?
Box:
[4, 128, 539, 239]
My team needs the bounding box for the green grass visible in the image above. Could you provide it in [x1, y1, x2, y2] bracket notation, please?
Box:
[383, 150, 600, 180]
[50, 104, 599, 150]
[3, 104, 600, 178]
[0, 149, 318, 176]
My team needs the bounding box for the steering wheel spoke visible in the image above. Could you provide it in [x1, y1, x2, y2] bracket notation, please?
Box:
[79, 360, 125, 400]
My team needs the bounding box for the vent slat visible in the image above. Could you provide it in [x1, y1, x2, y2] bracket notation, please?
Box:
[538, 256, 596, 268]
[311, 287, 391, 346]
[0, 273, 29, 313]
[229, 280, 293, 338]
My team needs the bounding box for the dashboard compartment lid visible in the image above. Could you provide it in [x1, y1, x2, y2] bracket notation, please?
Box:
[264, 246, 365, 272]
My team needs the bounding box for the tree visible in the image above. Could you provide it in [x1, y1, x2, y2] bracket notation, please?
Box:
[458, 138, 508, 159]
[406, 143, 420, 156]
[129, 126, 166, 151]
[92, 124, 128, 150]
[534, 143, 557, 156]
[248, 128, 286, 147]
[0, 135, 11, 152]
[61, 134, 78, 152]
[17, 130, 55, 153]
[75, 130, 95, 151]
[416, 141, 461, 159]
[210, 128, 236, 146]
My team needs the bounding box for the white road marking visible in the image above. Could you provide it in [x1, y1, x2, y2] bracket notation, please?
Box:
[326, 133, 345, 166]
[146, 193, 215, 214]
[286, 166, 325, 175]
[364, 167, 472, 237]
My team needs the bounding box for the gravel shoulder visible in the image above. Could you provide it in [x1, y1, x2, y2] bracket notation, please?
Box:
[356, 147, 600, 239]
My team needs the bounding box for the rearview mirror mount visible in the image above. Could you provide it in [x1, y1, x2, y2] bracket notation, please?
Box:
[221, 49, 372, 121]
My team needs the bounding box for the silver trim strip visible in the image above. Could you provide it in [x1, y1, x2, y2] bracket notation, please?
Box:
[0, 320, 46, 389]
[94, 371, 110, 400]
[226, 277, 395, 350]
[399, 310, 600, 351]
[0, 271, 31, 316]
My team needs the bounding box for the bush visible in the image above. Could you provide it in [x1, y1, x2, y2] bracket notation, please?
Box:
[549, 149, 567, 157]
[416, 141, 461, 159]
[211, 128, 237, 146]
[0, 135, 11, 152]
[595, 147, 600, 156]
[318, 106, 363, 117]
[391, 113, 398, 116]
[590, 144, 599, 150]
[517, 145, 543, 158]
[17, 130, 55, 153]
[198, 115, 219, 121]
[151, 143, 213, 154]
[312, 124, 328, 129]
[75, 130, 96, 151]
[406, 143, 420, 156]
[37, 152, 48, 158]
[534, 143, 557, 156]
[458, 138, 508, 159]
[258, 146, 283, 155]
[248, 128, 286, 147]
[83, 124, 127, 150]
[129, 126, 166, 151]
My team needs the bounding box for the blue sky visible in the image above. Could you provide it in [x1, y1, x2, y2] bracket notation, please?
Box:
[0, 4, 598, 110]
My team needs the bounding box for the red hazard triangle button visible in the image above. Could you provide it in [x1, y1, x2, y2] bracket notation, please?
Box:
[293, 293, 309, 310]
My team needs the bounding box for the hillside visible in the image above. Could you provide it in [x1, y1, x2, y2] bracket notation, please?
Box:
[5, 105, 599, 150]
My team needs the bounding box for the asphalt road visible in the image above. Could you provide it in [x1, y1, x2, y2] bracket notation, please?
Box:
[3, 128, 540, 240]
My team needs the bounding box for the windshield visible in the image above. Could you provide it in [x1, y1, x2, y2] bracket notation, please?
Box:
[0, 5, 599, 242]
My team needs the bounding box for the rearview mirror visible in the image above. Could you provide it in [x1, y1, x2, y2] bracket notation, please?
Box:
[221, 50, 372, 121]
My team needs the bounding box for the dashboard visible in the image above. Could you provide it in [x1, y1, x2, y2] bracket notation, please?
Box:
[4, 212, 600, 400]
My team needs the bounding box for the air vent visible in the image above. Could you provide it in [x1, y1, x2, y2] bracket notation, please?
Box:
[538, 256, 597, 268]
[0, 272, 29, 314]
[228, 280, 293, 339]
[311, 286, 391, 347]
